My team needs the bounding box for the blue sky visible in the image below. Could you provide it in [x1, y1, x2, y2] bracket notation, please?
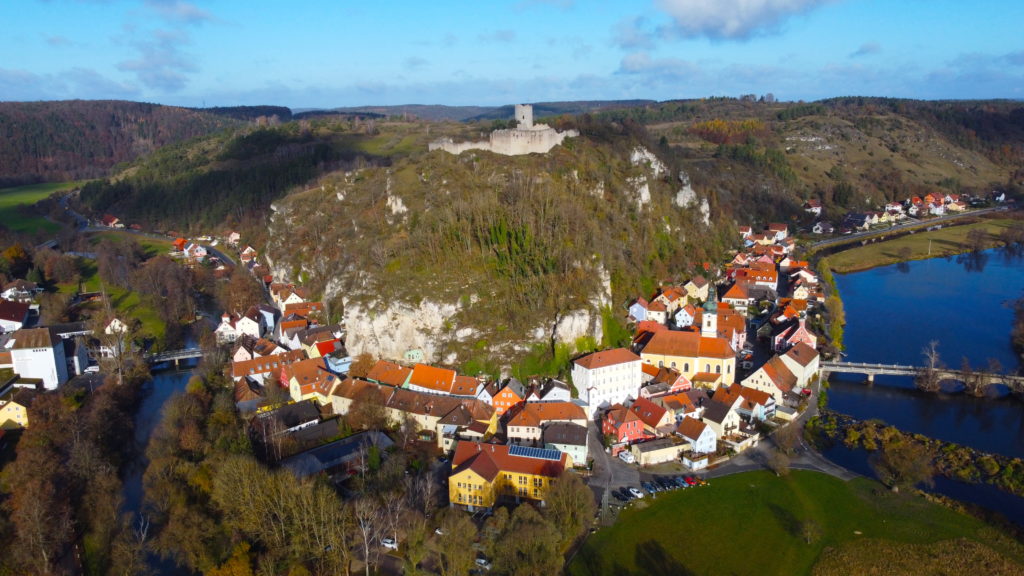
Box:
[2, 0, 1022, 108]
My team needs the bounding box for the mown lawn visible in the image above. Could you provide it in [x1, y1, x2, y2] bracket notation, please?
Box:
[0, 181, 80, 234]
[823, 218, 1017, 273]
[568, 470, 1024, 576]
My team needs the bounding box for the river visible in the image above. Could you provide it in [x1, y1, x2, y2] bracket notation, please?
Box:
[120, 362, 196, 575]
[825, 246, 1024, 523]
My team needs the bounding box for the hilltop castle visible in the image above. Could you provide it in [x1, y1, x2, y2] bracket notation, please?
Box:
[429, 104, 578, 156]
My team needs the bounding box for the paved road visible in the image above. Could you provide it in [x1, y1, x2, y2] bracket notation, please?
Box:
[810, 206, 1005, 251]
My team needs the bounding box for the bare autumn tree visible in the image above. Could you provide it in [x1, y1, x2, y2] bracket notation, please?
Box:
[916, 340, 942, 392]
[870, 439, 934, 492]
[348, 352, 375, 378]
[220, 266, 265, 315]
[352, 496, 384, 576]
[543, 471, 596, 553]
[432, 508, 477, 576]
[347, 386, 391, 431]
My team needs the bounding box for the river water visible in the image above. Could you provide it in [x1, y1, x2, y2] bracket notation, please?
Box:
[121, 363, 195, 575]
[825, 246, 1024, 523]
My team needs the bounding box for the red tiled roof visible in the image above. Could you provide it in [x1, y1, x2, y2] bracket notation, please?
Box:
[676, 416, 708, 440]
[574, 348, 640, 370]
[506, 401, 586, 428]
[451, 441, 567, 482]
[366, 360, 412, 387]
[631, 397, 668, 429]
[408, 363, 457, 394]
[641, 330, 734, 360]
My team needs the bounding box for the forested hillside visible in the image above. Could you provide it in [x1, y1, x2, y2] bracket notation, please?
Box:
[0, 100, 247, 186]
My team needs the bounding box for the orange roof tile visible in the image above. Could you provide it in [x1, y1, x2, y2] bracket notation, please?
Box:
[408, 363, 457, 394]
[366, 360, 412, 386]
[574, 348, 640, 370]
[676, 416, 708, 440]
[641, 330, 734, 360]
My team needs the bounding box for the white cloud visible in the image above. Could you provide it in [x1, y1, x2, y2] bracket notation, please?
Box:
[655, 0, 833, 40]
[117, 28, 198, 92]
[614, 17, 656, 49]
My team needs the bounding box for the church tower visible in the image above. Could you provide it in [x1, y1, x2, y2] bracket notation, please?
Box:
[701, 285, 718, 338]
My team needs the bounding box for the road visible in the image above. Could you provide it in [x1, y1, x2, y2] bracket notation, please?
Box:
[810, 206, 1005, 251]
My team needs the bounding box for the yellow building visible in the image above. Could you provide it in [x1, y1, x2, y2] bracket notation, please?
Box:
[449, 442, 569, 512]
[0, 388, 33, 430]
[640, 330, 736, 386]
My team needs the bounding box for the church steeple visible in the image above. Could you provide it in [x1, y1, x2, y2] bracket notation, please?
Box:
[701, 284, 718, 338]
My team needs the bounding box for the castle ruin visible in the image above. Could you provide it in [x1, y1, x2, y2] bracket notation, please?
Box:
[429, 104, 578, 156]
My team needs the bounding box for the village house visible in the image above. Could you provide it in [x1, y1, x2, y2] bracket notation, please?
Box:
[0, 386, 35, 430]
[491, 378, 528, 416]
[646, 300, 668, 324]
[533, 378, 572, 402]
[542, 422, 588, 467]
[504, 401, 587, 445]
[571, 348, 641, 418]
[8, 328, 68, 390]
[631, 437, 685, 466]
[770, 318, 817, 352]
[803, 199, 822, 215]
[1, 280, 41, 302]
[231, 349, 308, 386]
[812, 221, 834, 235]
[630, 396, 675, 436]
[602, 403, 650, 448]
[779, 342, 821, 389]
[628, 297, 649, 322]
[0, 300, 31, 332]
[741, 356, 798, 404]
[448, 442, 569, 513]
[683, 276, 710, 301]
[283, 357, 341, 404]
[701, 399, 740, 439]
[676, 415, 716, 455]
[673, 303, 696, 328]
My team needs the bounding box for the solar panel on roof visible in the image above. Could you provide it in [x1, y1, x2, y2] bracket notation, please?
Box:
[508, 444, 562, 461]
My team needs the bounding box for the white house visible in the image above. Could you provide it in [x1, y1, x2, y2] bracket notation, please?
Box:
[676, 416, 716, 454]
[0, 301, 30, 333]
[215, 314, 240, 344]
[779, 342, 820, 389]
[535, 379, 573, 402]
[572, 348, 642, 418]
[10, 328, 69, 390]
[628, 298, 648, 322]
[741, 356, 798, 403]
[673, 304, 696, 328]
[183, 242, 207, 262]
[237, 306, 265, 340]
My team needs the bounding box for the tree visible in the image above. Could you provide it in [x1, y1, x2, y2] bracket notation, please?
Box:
[773, 423, 801, 455]
[492, 505, 562, 576]
[401, 511, 430, 575]
[352, 496, 384, 576]
[916, 340, 942, 392]
[870, 439, 934, 492]
[432, 509, 476, 576]
[347, 386, 391, 431]
[543, 471, 596, 553]
[219, 265, 265, 315]
[348, 353, 375, 378]
[800, 519, 822, 544]
[766, 450, 791, 477]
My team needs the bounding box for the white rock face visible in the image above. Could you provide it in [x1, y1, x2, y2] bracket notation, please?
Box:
[631, 146, 667, 177]
[386, 194, 407, 215]
[674, 170, 698, 208]
[343, 298, 458, 363]
[699, 198, 711, 226]
[629, 176, 651, 209]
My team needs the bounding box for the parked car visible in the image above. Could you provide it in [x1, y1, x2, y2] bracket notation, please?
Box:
[674, 476, 688, 487]
[618, 450, 636, 464]
[628, 487, 644, 499]
[740, 360, 754, 370]
[475, 557, 492, 571]
[381, 537, 398, 550]
[612, 489, 628, 502]
[642, 481, 657, 494]
[684, 476, 698, 486]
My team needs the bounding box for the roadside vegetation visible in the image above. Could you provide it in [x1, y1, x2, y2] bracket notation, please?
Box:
[569, 470, 1024, 576]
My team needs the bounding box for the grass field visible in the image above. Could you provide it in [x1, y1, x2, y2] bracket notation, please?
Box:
[824, 218, 1018, 274]
[87, 230, 173, 259]
[0, 181, 80, 234]
[59, 254, 167, 343]
[568, 471, 1024, 576]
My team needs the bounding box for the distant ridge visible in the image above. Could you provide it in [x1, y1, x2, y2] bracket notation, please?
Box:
[313, 99, 657, 122]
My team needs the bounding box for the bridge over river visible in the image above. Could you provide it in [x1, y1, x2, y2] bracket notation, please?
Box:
[821, 360, 1024, 395]
[145, 347, 203, 368]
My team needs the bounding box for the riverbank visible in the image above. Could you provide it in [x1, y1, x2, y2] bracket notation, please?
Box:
[820, 217, 1019, 274]
[810, 410, 1024, 498]
[569, 470, 1024, 576]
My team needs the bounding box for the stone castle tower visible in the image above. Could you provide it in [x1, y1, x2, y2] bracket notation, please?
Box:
[514, 104, 534, 129]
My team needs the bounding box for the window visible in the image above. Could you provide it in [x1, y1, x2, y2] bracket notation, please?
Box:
[705, 364, 711, 372]
[716, 365, 721, 374]
[684, 363, 689, 372]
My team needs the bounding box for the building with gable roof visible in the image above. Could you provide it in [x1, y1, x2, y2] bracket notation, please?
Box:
[448, 441, 569, 512]
[10, 328, 68, 390]
[542, 422, 588, 467]
[742, 355, 799, 403]
[572, 348, 641, 418]
[504, 401, 587, 445]
[639, 330, 736, 386]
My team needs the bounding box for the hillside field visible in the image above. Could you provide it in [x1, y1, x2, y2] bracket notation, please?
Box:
[568, 470, 1024, 576]
[0, 181, 79, 234]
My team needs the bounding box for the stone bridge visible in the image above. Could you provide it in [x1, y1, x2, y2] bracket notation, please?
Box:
[821, 360, 1024, 394]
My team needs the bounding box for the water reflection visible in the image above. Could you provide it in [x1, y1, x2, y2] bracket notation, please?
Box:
[956, 250, 989, 273]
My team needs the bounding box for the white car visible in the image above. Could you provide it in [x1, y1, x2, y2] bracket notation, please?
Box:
[475, 558, 492, 571]
[628, 487, 644, 499]
[618, 450, 636, 464]
[381, 537, 398, 550]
